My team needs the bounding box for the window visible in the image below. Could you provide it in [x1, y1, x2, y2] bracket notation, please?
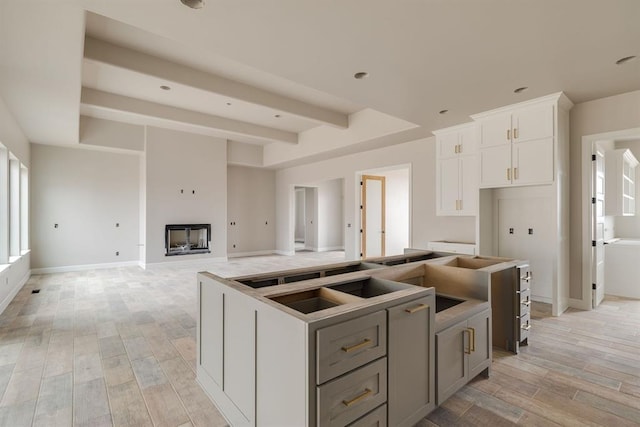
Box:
[9, 156, 20, 259]
[0, 144, 7, 264]
[20, 164, 28, 252]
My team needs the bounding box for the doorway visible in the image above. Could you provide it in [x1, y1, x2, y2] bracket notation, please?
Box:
[361, 175, 386, 258]
[294, 187, 306, 251]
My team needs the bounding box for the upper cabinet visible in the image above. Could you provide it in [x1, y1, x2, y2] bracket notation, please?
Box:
[605, 148, 638, 216]
[473, 96, 563, 188]
[434, 123, 478, 216]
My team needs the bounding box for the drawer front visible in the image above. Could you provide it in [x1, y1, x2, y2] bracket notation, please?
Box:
[518, 264, 531, 291]
[347, 404, 387, 427]
[318, 358, 388, 427]
[519, 312, 531, 343]
[317, 311, 387, 384]
[518, 288, 531, 317]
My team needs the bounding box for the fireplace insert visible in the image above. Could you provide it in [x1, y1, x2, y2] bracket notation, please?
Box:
[165, 224, 211, 256]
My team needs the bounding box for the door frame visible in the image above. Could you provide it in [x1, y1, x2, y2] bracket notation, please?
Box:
[361, 174, 386, 258]
[581, 127, 640, 310]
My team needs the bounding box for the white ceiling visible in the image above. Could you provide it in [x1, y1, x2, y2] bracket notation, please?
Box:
[0, 0, 639, 162]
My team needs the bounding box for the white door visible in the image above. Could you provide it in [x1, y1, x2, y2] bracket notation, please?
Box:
[592, 148, 606, 308]
[362, 175, 385, 258]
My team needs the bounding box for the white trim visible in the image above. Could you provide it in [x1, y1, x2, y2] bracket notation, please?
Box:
[531, 295, 553, 304]
[0, 268, 30, 315]
[228, 250, 277, 258]
[31, 261, 141, 275]
[315, 246, 345, 252]
[274, 250, 295, 256]
[471, 92, 572, 120]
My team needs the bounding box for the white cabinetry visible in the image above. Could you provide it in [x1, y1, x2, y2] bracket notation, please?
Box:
[476, 102, 554, 188]
[434, 123, 478, 216]
[605, 148, 638, 216]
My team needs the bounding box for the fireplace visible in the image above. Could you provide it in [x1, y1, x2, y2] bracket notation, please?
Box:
[165, 224, 211, 256]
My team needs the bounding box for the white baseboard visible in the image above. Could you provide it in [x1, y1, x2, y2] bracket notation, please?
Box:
[31, 261, 141, 275]
[316, 246, 345, 252]
[531, 295, 553, 304]
[274, 250, 295, 256]
[0, 269, 31, 315]
[227, 250, 277, 258]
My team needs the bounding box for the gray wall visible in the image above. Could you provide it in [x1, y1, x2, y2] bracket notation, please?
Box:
[569, 90, 640, 301]
[30, 144, 140, 269]
[316, 178, 344, 251]
[227, 165, 275, 255]
[145, 127, 227, 263]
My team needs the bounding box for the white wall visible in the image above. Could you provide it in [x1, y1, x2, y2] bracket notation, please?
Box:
[30, 144, 140, 269]
[275, 137, 475, 259]
[145, 127, 227, 264]
[379, 168, 409, 256]
[227, 165, 275, 255]
[570, 90, 640, 301]
[304, 187, 317, 251]
[316, 178, 344, 251]
[80, 116, 145, 152]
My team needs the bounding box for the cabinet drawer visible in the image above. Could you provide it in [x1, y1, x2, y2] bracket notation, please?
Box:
[347, 404, 387, 427]
[519, 312, 531, 342]
[518, 288, 531, 317]
[317, 358, 388, 427]
[317, 311, 387, 384]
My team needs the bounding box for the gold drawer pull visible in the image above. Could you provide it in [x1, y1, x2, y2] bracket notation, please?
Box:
[405, 303, 429, 314]
[468, 327, 475, 352]
[343, 388, 372, 407]
[514, 167, 519, 180]
[521, 300, 531, 306]
[522, 324, 531, 331]
[514, 128, 519, 139]
[507, 129, 511, 140]
[341, 338, 372, 353]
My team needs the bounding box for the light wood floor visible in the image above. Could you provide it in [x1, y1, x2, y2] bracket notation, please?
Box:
[0, 252, 639, 426]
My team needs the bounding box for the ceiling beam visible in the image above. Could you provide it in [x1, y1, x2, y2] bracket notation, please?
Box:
[81, 88, 298, 145]
[84, 37, 349, 129]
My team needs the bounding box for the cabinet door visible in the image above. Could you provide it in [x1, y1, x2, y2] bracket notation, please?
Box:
[437, 157, 460, 215]
[436, 321, 468, 405]
[512, 103, 553, 143]
[512, 137, 554, 185]
[223, 292, 256, 424]
[467, 309, 491, 379]
[199, 281, 224, 387]
[458, 125, 478, 155]
[459, 155, 478, 215]
[387, 296, 435, 427]
[480, 145, 512, 188]
[437, 132, 460, 158]
[479, 113, 511, 149]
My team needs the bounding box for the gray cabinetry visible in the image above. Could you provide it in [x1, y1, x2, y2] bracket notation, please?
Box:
[436, 308, 491, 405]
[387, 295, 435, 427]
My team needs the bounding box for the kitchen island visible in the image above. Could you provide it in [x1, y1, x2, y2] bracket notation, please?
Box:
[196, 253, 521, 426]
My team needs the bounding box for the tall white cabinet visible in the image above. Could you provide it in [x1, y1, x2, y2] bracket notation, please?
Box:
[434, 123, 478, 216]
[474, 93, 573, 316]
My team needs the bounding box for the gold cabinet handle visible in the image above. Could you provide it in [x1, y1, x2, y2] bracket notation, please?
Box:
[343, 388, 372, 407]
[464, 329, 471, 354]
[458, 144, 462, 154]
[507, 129, 511, 140]
[514, 128, 519, 139]
[507, 168, 511, 181]
[468, 327, 475, 352]
[405, 303, 429, 314]
[341, 338, 372, 353]
[514, 167, 519, 180]
[454, 144, 458, 154]
[458, 199, 462, 211]
[522, 324, 531, 331]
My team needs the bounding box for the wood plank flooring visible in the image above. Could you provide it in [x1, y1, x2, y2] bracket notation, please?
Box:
[0, 252, 639, 426]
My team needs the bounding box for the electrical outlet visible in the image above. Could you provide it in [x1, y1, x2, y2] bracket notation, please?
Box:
[115, 251, 119, 256]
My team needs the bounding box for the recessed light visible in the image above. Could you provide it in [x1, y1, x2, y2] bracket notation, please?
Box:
[226, 102, 232, 106]
[616, 55, 637, 65]
[160, 85, 171, 91]
[274, 114, 281, 118]
[438, 109, 449, 115]
[514, 86, 528, 94]
[180, 0, 204, 9]
[354, 72, 369, 80]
